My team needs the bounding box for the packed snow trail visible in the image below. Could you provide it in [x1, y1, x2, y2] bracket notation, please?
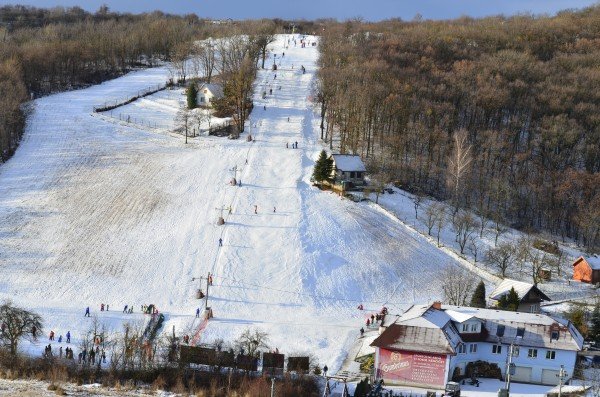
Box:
[0, 35, 475, 369]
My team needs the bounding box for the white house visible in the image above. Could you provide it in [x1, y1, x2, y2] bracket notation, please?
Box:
[371, 302, 583, 389]
[329, 154, 366, 190]
[488, 279, 551, 313]
[197, 83, 224, 108]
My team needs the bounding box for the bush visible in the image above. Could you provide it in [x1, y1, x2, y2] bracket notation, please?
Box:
[465, 360, 502, 379]
[532, 239, 561, 256]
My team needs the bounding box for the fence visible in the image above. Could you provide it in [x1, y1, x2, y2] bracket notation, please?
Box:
[92, 83, 167, 113]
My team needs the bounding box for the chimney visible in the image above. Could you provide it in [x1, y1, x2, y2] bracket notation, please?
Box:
[432, 301, 442, 310]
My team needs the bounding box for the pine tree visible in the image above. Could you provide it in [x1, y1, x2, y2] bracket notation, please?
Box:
[186, 83, 198, 109]
[312, 150, 333, 183]
[591, 301, 600, 343]
[470, 281, 486, 308]
[498, 287, 520, 311]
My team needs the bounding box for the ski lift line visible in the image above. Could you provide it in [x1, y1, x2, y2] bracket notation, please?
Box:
[213, 275, 394, 306]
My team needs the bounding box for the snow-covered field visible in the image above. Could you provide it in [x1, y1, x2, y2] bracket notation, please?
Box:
[97, 87, 230, 134]
[0, 35, 478, 372]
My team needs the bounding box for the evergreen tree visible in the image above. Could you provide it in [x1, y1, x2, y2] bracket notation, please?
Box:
[591, 301, 600, 343]
[565, 304, 588, 337]
[470, 281, 486, 308]
[312, 150, 333, 183]
[497, 287, 520, 311]
[186, 83, 198, 109]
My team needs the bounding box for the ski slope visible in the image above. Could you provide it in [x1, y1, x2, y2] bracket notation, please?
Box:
[0, 35, 477, 370]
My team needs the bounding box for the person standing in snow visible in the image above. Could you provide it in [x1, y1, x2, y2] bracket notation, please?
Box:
[196, 308, 200, 318]
[219, 238, 223, 247]
[123, 305, 128, 313]
[59, 346, 63, 358]
[323, 365, 328, 377]
[263, 105, 266, 111]
[254, 205, 258, 214]
[58, 335, 62, 343]
[84, 307, 90, 317]
[273, 207, 276, 213]
[360, 327, 365, 337]
[49, 330, 54, 341]
[286, 142, 289, 149]
[66, 331, 70, 343]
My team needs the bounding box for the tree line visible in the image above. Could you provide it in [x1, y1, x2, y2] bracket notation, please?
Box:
[317, 6, 600, 252]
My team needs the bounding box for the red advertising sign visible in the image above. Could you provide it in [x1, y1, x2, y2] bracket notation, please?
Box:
[377, 349, 447, 387]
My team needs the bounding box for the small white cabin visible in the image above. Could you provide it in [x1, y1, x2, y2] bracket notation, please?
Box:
[197, 83, 224, 108]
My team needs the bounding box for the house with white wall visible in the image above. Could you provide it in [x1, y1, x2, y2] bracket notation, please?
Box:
[371, 302, 582, 389]
[488, 278, 551, 313]
[197, 83, 224, 108]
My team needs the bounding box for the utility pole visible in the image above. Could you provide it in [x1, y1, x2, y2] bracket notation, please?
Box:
[270, 378, 275, 397]
[557, 365, 568, 397]
[505, 342, 515, 392]
[205, 272, 211, 309]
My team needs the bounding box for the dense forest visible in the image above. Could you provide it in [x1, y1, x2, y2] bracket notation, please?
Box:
[317, 7, 600, 251]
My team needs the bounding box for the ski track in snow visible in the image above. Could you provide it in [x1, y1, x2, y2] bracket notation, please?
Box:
[0, 35, 474, 371]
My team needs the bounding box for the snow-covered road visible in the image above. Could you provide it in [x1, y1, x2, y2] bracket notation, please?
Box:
[0, 35, 475, 370]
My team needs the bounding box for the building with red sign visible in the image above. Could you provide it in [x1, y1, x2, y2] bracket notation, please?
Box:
[371, 302, 583, 388]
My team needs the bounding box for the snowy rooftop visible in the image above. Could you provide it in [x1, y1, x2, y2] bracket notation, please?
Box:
[575, 255, 600, 270]
[489, 278, 550, 301]
[375, 303, 582, 353]
[199, 82, 224, 98]
[331, 154, 366, 172]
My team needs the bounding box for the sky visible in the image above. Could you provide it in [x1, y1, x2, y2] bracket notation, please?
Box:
[0, 0, 598, 21]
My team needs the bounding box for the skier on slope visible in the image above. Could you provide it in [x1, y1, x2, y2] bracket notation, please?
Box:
[66, 331, 70, 343]
[219, 238, 223, 247]
[196, 308, 200, 318]
[84, 307, 90, 317]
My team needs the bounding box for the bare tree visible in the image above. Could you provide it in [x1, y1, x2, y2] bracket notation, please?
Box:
[412, 190, 424, 219]
[171, 42, 191, 84]
[485, 242, 517, 277]
[492, 214, 508, 246]
[176, 109, 192, 143]
[234, 328, 269, 358]
[441, 267, 478, 306]
[467, 235, 480, 262]
[195, 41, 217, 83]
[254, 22, 277, 69]
[434, 204, 447, 246]
[453, 210, 478, 254]
[0, 300, 43, 355]
[447, 129, 472, 215]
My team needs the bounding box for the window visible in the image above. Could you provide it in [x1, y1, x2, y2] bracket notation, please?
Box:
[516, 327, 525, 337]
[350, 172, 355, 178]
[199, 97, 204, 102]
[527, 348, 537, 358]
[551, 331, 559, 340]
[496, 325, 505, 337]
[469, 344, 478, 354]
[458, 344, 466, 354]
[492, 345, 502, 354]
[512, 346, 520, 357]
[471, 323, 478, 332]
[462, 324, 469, 332]
[545, 350, 556, 360]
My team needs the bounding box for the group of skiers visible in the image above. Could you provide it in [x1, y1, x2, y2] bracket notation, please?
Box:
[48, 330, 71, 343]
[286, 141, 299, 149]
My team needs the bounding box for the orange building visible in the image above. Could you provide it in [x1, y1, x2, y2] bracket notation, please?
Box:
[572, 256, 600, 284]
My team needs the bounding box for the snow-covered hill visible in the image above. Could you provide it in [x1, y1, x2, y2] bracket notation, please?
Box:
[0, 35, 478, 370]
